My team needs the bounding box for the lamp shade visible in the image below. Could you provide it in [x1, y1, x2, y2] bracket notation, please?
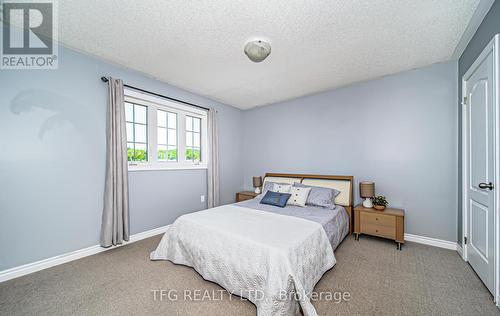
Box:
[253, 176, 263, 188]
[360, 181, 375, 198]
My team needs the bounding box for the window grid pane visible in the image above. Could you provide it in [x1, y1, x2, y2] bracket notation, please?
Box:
[186, 116, 201, 162]
[134, 143, 148, 162]
[125, 103, 134, 122]
[126, 103, 148, 162]
[167, 128, 177, 145]
[193, 131, 200, 147]
[186, 147, 201, 161]
[186, 131, 193, 146]
[157, 127, 167, 146]
[157, 110, 167, 128]
[157, 145, 167, 161]
[193, 117, 200, 132]
[186, 116, 193, 131]
[134, 124, 147, 143]
[167, 145, 177, 161]
[134, 105, 147, 124]
[157, 110, 178, 162]
[168, 112, 177, 129]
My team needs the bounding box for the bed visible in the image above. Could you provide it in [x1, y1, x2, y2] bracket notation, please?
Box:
[151, 173, 353, 316]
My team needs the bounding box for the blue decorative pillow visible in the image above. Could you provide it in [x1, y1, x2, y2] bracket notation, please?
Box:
[260, 191, 291, 208]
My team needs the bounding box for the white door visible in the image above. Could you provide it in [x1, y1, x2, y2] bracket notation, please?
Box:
[463, 36, 498, 295]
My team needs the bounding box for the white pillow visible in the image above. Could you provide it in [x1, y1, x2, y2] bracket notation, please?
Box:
[273, 183, 292, 193]
[287, 186, 311, 207]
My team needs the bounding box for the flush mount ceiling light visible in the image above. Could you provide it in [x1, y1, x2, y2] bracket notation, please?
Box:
[244, 40, 271, 63]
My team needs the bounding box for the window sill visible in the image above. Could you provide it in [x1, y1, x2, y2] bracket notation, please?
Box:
[128, 163, 208, 172]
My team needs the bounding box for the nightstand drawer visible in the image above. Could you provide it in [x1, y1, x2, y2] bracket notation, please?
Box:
[361, 223, 396, 239]
[360, 212, 395, 227]
[238, 194, 254, 202]
[236, 191, 258, 202]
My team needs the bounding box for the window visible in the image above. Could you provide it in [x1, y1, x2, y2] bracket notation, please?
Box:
[125, 102, 148, 162]
[157, 110, 177, 161]
[124, 89, 208, 170]
[185, 115, 201, 162]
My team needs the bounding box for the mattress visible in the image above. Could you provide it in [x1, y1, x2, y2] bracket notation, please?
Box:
[236, 197, 349, 250]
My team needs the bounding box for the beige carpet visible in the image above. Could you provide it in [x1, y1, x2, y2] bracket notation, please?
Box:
[0, 235, 499, 316]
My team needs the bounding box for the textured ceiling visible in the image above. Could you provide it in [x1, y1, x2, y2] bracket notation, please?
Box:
[56, 0, 480, 109]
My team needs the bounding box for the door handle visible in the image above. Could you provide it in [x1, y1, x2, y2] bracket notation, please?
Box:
[478, 182, 494, 190]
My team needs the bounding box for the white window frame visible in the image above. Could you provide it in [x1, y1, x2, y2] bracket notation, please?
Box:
[124, 88, 208, 171]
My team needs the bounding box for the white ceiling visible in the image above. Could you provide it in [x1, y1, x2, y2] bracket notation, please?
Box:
[56, 0, 480, 109]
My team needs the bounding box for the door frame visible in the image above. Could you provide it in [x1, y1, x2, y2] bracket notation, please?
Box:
[461, 34, 500, 303]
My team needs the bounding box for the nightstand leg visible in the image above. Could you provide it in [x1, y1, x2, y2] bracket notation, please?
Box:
[397, 242, 402, 250]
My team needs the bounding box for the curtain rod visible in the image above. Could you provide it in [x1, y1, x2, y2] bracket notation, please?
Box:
[100, 76, 210, 111]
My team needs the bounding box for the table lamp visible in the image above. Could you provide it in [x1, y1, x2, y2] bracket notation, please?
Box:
[253, 176, 263, 194]
[360, 181, 375, 208]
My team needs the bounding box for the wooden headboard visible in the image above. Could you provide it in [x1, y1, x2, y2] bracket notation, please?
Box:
[263, 173, 354, 233]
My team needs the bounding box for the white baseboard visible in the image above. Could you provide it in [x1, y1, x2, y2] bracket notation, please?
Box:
[457, 244, 464, 257]
[0, 225, 170, 283]
[128, 225, 170, 243]
[404, 233, 457, 251]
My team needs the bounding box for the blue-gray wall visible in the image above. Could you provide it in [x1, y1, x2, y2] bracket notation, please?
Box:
[242, 61, 458, 242]
[0, 45, 243, 270]
[457, 0, 500, 247]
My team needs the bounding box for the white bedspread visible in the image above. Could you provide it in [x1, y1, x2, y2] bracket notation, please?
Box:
[150, 204, 336, 316]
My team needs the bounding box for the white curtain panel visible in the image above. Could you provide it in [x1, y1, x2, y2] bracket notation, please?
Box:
[207, 108, 220, 208]
[100, 78, 130, 247]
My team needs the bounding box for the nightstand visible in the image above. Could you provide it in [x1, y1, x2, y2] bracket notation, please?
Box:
[236, 191, 258, 202]
[354, 204, 405, 250]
